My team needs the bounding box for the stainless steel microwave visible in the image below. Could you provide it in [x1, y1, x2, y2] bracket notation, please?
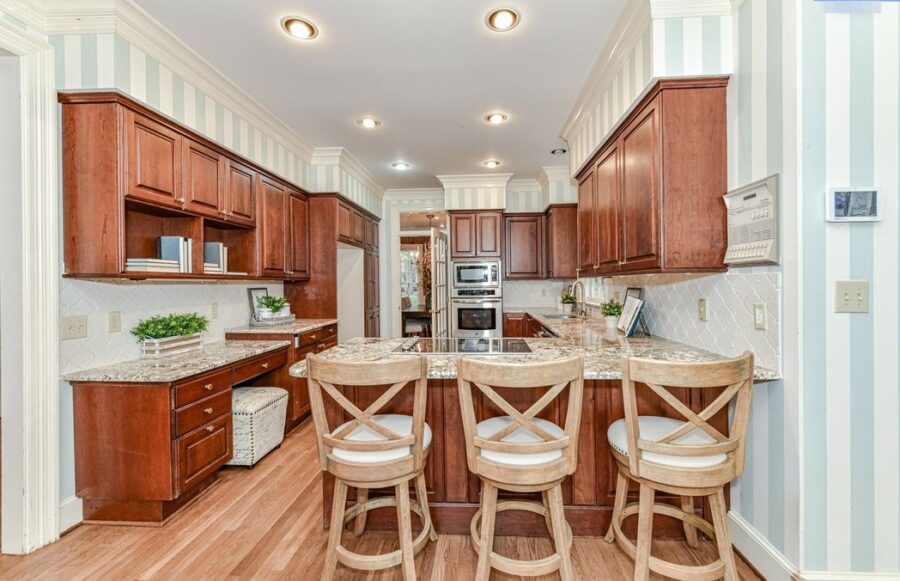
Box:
[451, 261, 501, 290]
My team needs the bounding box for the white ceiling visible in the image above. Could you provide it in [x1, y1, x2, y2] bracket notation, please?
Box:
[133, 0, 625, 189]
[400, 211, 448, 231]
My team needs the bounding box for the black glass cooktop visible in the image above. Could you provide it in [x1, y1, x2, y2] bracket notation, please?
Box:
[394, 338, 532, 355]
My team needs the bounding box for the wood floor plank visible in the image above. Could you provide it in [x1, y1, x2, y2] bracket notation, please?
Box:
[0, 420, 761, 580]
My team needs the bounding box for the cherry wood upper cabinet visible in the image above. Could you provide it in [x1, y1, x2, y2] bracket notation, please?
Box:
[504, 214, 543, 280]
[182, 137, 224, 217]
[286, 192, 310, 280]
[450, 211, 503, 259]
[337, 203, 353, 243]
[577, 172, 596, 273]
[450, 213, 477, 258]
[544, 205, 578, 279]
[574, 77, 729, 276]
[125, 109, 182, 209]
[257, 175, 287, 277]
[476, 212, 502, 257]
[352, 210, 366, 245]
[224, 159, 256, 227]
[365, 218, 379, 252]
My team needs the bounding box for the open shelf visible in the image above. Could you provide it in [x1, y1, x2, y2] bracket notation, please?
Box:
[124, 200, 202, 275]
[202, 218, 256, 276]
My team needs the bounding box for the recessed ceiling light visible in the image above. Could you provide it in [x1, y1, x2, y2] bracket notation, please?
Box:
[281, 16, 318, 40]
[484, 112, 509, 125]
[486, 8, 520, 32]
[357, 117, 381, 129]
[392, 161, 411, 171]
[482, 159, 501, 169]
[551, 147, 568, 156]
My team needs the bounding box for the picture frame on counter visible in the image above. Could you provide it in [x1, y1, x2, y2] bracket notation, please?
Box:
[248, 288, 269, 320]
[617, 296, 645, 337]
[625, 287, 644, 301]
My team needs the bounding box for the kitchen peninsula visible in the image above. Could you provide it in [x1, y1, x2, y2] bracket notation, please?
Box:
[290, 311, 780, 536]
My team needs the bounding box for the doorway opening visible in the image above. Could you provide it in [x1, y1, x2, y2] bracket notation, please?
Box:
[399, 212, 449, 339]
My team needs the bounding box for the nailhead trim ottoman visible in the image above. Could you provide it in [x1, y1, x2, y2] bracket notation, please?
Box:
[227, 387, 288, 467]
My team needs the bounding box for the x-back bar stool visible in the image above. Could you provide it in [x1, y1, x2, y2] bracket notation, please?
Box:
[606, 352, 755, 581]
[457, 355, 585, 581]
[306, 353, 437, 581]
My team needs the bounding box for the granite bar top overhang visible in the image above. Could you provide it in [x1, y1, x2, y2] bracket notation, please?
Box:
[64, 340, 291, 384]
[225, 319, 338, 335]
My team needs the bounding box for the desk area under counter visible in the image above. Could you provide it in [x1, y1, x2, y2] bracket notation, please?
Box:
[65, 340, 290, 525]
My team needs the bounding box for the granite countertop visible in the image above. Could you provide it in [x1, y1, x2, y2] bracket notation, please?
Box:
[65, 340, 291, 384]
[289, 308, 781, 382]
[225, 319, 338, 335]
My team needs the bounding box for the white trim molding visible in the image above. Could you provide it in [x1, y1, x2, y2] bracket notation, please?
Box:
[0, 10, 61, 555]
[435, 173, 513, 190]
[800, 573, 900, 581]
[650, 0, 744, 19]
[728, 512, 798, 581]
[58, 496, 83, 534]
[310, 146, 384, 198]
[382, 187, 445, 204]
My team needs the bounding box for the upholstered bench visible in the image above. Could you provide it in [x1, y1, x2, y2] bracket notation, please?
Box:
[227, 387, 288, 467]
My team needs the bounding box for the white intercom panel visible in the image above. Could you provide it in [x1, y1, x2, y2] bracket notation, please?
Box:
[723, 174, 779, 266]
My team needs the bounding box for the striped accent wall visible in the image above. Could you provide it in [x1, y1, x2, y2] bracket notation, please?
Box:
[539, 166, 578, 206]
[801, 2, 900, 574]
[652, 13, 734, 77]
[48, 32, 316, 192]
[444, 186, 506, 210]
[505, 179, 544, 212]
[311, 163, 383, 218]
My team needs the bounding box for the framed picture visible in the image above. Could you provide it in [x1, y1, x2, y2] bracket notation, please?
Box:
[625, 287, 644, 301]
[247, 288, 269, 320]
[617, 295, 644, 335]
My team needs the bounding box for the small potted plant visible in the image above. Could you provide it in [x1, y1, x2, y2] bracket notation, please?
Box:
[131, 312, 210, 358]
[257, 295, 290, 319]
[600, 299, 623, 331]
[561, 293, 576, 313]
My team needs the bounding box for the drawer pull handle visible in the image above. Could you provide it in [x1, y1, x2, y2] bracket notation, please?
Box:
[261, 362, 270, 369]
[310, 334, 317, 340]
[204, 383, 214, 391]
[204, 407, 213, 415]
[317, 343, 325, 350]
[206, 425, 215, 433]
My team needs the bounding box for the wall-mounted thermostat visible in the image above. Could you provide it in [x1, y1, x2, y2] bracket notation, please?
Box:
[723, 174, 779, 266]
[827, 187, 880, 222]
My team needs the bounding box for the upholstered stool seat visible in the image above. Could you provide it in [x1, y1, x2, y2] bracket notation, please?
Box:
[607, 417, 727, 468]
[330, 414, 433, 463]
[476, 416, 565, 466]
[227, 387, 288, 467]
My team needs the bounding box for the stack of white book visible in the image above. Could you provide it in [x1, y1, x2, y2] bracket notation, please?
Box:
[203, 242, 227, 274]
[125, 258, 180, 273]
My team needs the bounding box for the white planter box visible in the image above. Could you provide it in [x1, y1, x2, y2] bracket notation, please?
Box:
[141, 333, 203, 359]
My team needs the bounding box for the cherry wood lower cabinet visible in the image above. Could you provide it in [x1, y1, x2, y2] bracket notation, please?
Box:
[71, 347, 287, 525]
[320, 378, 728, 536]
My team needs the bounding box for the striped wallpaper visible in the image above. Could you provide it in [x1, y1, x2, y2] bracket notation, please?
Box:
[801, 2, 900, 575]
[539, 166, 578, 206]
[311, 161, 383, 218]
[444, 186, 507, 210]
[505, 179, 544, 212]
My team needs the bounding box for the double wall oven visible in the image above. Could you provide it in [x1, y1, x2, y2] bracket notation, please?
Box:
[450, 261, 503, 338]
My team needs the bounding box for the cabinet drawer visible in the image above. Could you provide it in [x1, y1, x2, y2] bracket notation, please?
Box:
[174, 369, 232, 408]
[175, 389, 232, 437]
[298, 325, 337, 349]
[175, 414, 232, 495]
[233, 350, 287, 384]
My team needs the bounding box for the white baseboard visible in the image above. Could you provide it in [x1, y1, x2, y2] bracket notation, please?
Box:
[800, 573, 900, 580]
[728, 510, 798, 581]
[59, 496, 82, 534]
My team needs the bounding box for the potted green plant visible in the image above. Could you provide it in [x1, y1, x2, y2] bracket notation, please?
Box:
[131, 312, 210, 358]
[561, 292, 576, 313]
[257, 295, 290, 319]
[600, 299, 623, 331]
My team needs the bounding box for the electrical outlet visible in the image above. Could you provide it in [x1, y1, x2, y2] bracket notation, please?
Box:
[834, 280, 869, 313]
[61, 315, 87, 340]
[211, 302, 219, 319]
[753, 303, 768, 330]
[697, 298, 708, 322]
[108, 311, 121, 333]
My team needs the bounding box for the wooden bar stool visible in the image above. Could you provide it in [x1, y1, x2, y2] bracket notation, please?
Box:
[306, 353, 437, 581]
[457, 355, 584, 581]
[605, 352, 755, 581]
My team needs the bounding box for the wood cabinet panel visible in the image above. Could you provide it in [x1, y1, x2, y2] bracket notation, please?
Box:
[476, 212, 502, 257]
[503, 215, 543, 280]
[620, 99, 661, 271]
[450, 213, 477, 258]
[352, 210, 365, 244]
[337, 203, 353, 242]
[502, 312, 528, 337]
[175, 414, 232, 496]
[594, 146, 622, 273]
[174, 368, 232, 409]
[233, 350, 287, 384]
[225, 159, 256, 226]
[174, 390, 232, 438]
[287, 192, 310, 280]
[125, 109, 182, 208]
[544, 205, 578, 279]
[577, 173, 596, 274]
[257, 175, 287, 277]
[365, 218, 379, 252]
[182, 138, 223, 217]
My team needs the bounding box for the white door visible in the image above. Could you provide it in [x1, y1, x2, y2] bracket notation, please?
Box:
[431, 228, 449, 339]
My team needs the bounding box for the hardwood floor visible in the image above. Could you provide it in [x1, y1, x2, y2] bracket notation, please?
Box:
[0, 420, 761, 580]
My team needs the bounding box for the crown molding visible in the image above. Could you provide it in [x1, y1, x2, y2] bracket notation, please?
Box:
[560, 0, 651, 143]
[436, 173, 513, 190]
[311, 147, 384, 197]
[0, 0, 48, 33]
[650, 0, 743, 19]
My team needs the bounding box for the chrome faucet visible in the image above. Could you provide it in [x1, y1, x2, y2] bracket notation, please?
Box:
[572, 281, 587, 317]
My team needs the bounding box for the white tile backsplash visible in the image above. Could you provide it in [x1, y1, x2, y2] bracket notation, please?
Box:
[602, 272, 782, 372]
[502, 280, 571, 309]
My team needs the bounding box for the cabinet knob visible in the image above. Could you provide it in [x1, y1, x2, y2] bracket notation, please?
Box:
[206, 425, 215, 433]
[261, 362, 270, 369]
[310, 334, 317, 340]
[204, 383, 214, 391]
[204, 407, 213, 415]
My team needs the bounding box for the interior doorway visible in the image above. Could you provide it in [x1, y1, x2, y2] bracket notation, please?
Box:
[398, 212, 448, 338]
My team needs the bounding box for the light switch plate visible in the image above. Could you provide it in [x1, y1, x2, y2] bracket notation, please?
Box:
[61, 315, 87, 340]
[753, 303, 768, 330]
[698, 298, 708, 322]
[834, 280, 869, 313]
[107, 311, 121, 333]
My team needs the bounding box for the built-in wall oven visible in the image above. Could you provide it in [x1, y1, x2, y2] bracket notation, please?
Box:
[451, 260, 503, 338]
